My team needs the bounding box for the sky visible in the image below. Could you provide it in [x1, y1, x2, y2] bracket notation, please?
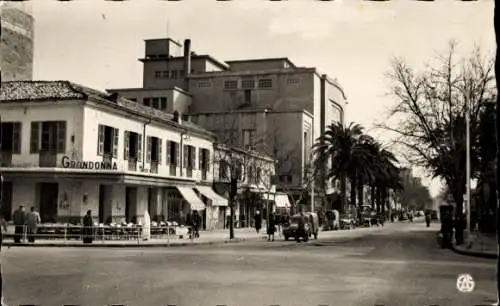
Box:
[27, 0, 495, 197]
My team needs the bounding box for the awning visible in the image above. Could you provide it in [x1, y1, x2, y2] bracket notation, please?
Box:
[195, 186, 228, 207]
[274, 193, 291, 208]
[176, 187, 206, 211]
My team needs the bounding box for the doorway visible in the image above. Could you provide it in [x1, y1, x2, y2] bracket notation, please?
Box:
[125, 187, 137, 223]
[0, 181, 13, 221]
[38, 182, 58, 223]
[98, 185, 105, 223]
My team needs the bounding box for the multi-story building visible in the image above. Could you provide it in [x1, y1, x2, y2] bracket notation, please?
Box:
[108, 38, 348, 208]
[0, 2, 34, 81]
[0, 81, 237, 229]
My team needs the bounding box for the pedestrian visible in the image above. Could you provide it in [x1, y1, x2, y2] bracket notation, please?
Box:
[254, 210, 262, 235]
[0, 213, 8, 306]
[425, 211, 431, 227]
[267, 212, 276, 241]
[191, 210, 201, 239]
[82, 210, 94, 244]
[296, 212, 306, 243]
[12, 205, 26, 243]
[26, 207, 41, 243]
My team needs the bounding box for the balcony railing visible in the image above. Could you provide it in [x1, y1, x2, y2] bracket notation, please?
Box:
[169, 164, 176, 176]
[39, 150, 58, 167]
[0, 151, 12, 167]
[150, 161, 158, 174]
[186, 167, 193, 178]
[128, 159, 137, 171]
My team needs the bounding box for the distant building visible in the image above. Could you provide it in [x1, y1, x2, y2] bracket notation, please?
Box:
[108, 38, 348, 206]
[0, 2, 34, 81]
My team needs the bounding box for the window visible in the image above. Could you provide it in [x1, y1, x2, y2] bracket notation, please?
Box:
[97, 124, 119, 158]
[124, 131, 142, 161]
[166, 141, 180, 166]
[241, 79, 255, 89]
[179, 70, 185, 77]
[0, 122, 21, 154]
[143, 98, 151, 107]
[256, 168, 262, 185]
[244, 90, 252, 105]
[218, 160, 228, 180]
[154, 71, 162, 79]
[197, 81, 212, 88]
[152, 98, 160, 109]
[242, 129, 255, 148]
[248, 167, 254, 183]
[183, 145, 196, 169]
[147, 136, 162, 164]
[160, 98, 167, 111]
[287, 78, 300, 86]
[171, 70, 178, 79]
[224, 80, 238, 90]
[162, 71, 169, 78]
[30, 121, 66, 153]
[258, 78, 273, 89]
[198, 148, 210, 172]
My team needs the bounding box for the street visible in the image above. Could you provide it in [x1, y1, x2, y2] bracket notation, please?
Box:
[1, 222, 497, 306]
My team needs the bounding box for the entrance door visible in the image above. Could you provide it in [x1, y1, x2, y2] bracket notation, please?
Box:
[39, 182, 58, 223]
[125, 187, 137, 223]
[0, 182, 13, 221]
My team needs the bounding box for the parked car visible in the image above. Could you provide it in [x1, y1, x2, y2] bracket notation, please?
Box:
[339, 213, 356, 229]
[283, 212, 319, 241]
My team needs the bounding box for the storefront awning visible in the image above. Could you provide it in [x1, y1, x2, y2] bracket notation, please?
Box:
[177, 187, 206, 211]
[195, 186, 228, 207]
[275, 193, 291, 208]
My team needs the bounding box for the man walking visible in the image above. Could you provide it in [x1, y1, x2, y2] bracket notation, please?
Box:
[27, 207, 41, 243]
[12, 205, 26, 243]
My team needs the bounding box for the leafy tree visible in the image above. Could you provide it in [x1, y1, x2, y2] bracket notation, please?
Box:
[379, 41, 495, 243]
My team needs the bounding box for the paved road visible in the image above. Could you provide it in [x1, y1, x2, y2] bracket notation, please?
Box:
[1, 222, 497, 306]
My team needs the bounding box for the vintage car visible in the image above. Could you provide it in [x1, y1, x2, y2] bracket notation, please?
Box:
[283, 212, 319, 242]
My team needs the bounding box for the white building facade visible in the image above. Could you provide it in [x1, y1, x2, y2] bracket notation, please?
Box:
[0, 81, 234, 229]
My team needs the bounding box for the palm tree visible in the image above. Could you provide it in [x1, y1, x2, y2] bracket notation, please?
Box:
[313, 122, 373, 211]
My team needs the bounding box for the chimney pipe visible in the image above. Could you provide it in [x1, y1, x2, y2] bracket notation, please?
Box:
[184, 39, 192, 90]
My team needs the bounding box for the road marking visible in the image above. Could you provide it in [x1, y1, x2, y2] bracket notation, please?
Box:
[456, 273, 475, 293]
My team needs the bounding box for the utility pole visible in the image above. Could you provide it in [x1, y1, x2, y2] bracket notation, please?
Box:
[465, 94, 471, 245]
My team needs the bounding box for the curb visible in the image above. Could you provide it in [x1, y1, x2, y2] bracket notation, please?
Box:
[2, 237, 253, 248]
[450, 243, 498, 260]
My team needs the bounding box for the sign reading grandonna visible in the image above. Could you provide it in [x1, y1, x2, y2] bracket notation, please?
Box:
[61, 156, 118, 170]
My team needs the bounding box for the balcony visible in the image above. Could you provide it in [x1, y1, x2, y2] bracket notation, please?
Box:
[0, 151, 12, 167]
[128, 159, 137, 171]
[169, 164, 176, 176]
[39, 150, 58, 167]
[186, 167, 193, 178]
[150, 161, 158, 174]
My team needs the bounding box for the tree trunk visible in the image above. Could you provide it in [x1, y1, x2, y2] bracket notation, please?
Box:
[371, 185, 376, 210]
[494, 0, 500, 301]
[340, 174, 347, 213]
[381, 188, 387, 216]
[357, 177, 364, 206]
[350, 176, 357, 209]
[376, 186, 382, 214]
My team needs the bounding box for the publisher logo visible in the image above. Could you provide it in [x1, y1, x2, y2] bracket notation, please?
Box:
[456, 273, 475, 293]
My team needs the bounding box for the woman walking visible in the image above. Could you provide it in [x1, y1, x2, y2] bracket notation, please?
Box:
[82, 210, 94, 244]
[254, 210, 262, 235]
[267, 212, 276, 241]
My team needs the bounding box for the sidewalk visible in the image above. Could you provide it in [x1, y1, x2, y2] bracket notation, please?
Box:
[2, 225, 386, 248]
[2, 228, 262, 248]
[451, 232, 498, 259]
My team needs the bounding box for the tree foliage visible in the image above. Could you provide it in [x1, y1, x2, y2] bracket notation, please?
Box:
[379, 41, 496, 217]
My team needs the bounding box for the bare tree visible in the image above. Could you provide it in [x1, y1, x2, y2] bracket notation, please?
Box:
[378, 41, 495, 243]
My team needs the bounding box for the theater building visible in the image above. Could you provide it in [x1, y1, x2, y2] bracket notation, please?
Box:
[0, 80, 232, 227]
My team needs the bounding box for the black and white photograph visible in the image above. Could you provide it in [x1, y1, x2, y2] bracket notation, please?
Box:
[0, 0, 497, 305]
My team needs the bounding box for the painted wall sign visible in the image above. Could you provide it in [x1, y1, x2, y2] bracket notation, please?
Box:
[61, 156, 118, 170]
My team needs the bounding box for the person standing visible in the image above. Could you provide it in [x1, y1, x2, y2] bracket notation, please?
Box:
[0, 213, 8, 306]
[12, 205, 26, 243]
[267, 212, 276, 241]
[26, 207, 41, 243]
[253, 210, 262, 235]
[191, 210, 201, 239]
[82, 210, 94, 244]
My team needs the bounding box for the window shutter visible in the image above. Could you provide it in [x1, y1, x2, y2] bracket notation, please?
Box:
[175, 143, 180, 166]
[166, 141, 171, 165]
[56, 121, 66, 153]
[183, 145, 188, 168]
[97, 124, 104, 156]
[191, 147, 196, 170]
[137, 134, 142, 162]
[12, 122, 21, 154]
[206, 151, 210, 172]
[124, 131, 129, 160]
[158, 139, 162, 165]
[199, 149, 203, 171]
[112, 128, 119, 158]
[30, 122, 40, 153]
[146, 136, 152, 163]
